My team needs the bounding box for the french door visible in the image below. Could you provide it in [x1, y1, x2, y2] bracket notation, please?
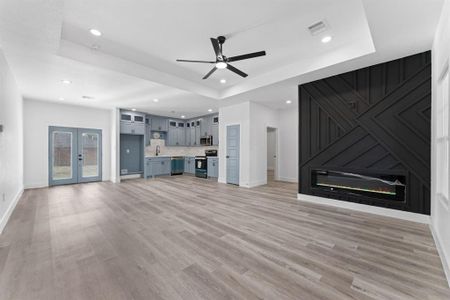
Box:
[49, 126, 102, 186]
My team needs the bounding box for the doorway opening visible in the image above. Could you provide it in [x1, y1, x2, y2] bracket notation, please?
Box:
[49, 126, 102, 186]
[267, 127, 278, 183]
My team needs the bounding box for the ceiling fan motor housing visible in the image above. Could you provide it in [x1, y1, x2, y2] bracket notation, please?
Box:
[217, 36, 226, 44]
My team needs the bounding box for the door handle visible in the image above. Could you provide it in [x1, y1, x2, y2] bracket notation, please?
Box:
[226, 155, 230, 158]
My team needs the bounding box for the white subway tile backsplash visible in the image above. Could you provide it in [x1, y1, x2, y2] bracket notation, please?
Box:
[145, 139, 218, 157]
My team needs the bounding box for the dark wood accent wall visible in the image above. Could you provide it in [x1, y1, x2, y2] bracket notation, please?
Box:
[298, 51, 431, 214]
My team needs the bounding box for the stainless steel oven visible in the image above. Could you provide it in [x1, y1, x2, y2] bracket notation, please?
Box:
[200, 136, 213, 146]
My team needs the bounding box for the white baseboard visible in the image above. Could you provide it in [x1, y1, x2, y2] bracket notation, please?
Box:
[430, 224, 450, 287]
[248, 179, 267, 188]
[278, 176, 298, 183]
[24, 182, 48, 189]
[120, 174, 142, 180]
[297, 193, 430, 224]
[0, 187, 24, 234]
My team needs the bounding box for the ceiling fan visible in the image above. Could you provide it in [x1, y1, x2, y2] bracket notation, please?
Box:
[176, 36, 266, 80]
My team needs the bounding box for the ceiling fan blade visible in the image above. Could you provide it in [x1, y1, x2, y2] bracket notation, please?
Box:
[176, 59, 215, 64]
[202, 67, 218, 80]
[210, 38, 221, 57]
[227, 51, 266, 62]
[226, 64, 248, 78]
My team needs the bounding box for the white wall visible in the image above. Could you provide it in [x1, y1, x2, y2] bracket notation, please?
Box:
[277, 108, 298, 182]
[218, 102, 250, 186]
[0, 50, 23, 233]
[23, 99, 112, 188]
[267, 128, 276, 171]
[431, 0, 450, 284]
[249, 102, 279, 187]
[111, 108, 120, 183]
[219, 101, 297, 188]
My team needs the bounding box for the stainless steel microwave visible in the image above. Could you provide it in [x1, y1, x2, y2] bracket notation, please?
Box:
[200, 136, 213, 146]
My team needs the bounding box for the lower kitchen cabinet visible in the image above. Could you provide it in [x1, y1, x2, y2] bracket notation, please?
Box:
[145, 157, 171, 178]
[184, 157, 195, 174]
[207, 157, 219, 178]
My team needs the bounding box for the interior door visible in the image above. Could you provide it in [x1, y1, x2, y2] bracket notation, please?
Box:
[226, 125, 240, 185]
[49, 126, 102, 186]
[49, 127, 78, 186]
[78, 128, 102, 183]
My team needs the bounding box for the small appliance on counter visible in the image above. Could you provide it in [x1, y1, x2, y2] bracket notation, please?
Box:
[171, 156, 185, 175]
[195, 150, 218, 178]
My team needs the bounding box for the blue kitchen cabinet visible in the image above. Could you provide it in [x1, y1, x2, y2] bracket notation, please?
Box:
[151, 117, 168, 132]
[184, 157, 195, 174]
[145, 157, 171, 178]
[207, 157, 219, 178]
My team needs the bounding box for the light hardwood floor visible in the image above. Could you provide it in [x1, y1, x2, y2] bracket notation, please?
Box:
[0, 175, 449, 300]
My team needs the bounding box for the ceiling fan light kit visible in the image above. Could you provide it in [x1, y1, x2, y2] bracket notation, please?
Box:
[176, 36, 266, 80]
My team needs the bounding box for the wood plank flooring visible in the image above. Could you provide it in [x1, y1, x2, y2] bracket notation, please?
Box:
[0, 175, 449, 299]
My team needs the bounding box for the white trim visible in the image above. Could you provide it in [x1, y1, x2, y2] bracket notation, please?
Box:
[297, 193, 430, 224]
[24, 182, 48, 189]
[0, 187, 23, 234]
[278, 176, 298, 183]
[248, 179, 268, 188]
[120, 174, 142, 180]
[430, 224, 450, 287]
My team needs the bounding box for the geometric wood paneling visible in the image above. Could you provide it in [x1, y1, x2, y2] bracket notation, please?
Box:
[299, 51, 431, 214]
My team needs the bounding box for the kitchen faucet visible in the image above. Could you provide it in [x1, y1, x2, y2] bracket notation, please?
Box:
[156, 145, 160, 156]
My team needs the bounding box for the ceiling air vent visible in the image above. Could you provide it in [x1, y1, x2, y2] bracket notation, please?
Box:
[308, 20, 328, 36]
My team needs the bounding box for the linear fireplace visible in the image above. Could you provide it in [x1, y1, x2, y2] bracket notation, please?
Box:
[311, 169, 406, 202]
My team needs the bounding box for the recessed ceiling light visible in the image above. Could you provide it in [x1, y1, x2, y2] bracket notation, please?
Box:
[181, 115, 185, 119]
[90, 29, 102, 37]
[58, 97, 65, 101]
[321, 36, 332, 43]
[208, 109, 213, 112]
[286, 100, 292, 104]
[220, 79, 227, 84]
[216, 62, 227, 69]
[61, 79, 72, 84]
[131, 108, 136, 111]
[153, 98, 159, 102]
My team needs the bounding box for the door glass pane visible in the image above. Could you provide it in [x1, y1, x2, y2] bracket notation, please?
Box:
[82, 133, 99, 177]
[52, 131, 72, 180]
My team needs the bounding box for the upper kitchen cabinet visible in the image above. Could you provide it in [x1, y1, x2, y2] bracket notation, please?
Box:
[211, 115, 219, 145]
[120, 110, 145, 135]
[167, 120, 186, 146]
[190, 121, 197, 146]
[185, 122, 191, 146]
[145, 116, 152, 146]
[200, 117, 212, 137]
[151, 116, 168, 131]
[177, 122, 186, 146]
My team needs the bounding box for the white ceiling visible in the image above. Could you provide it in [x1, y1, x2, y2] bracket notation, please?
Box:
[0, 0, 444, 118]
